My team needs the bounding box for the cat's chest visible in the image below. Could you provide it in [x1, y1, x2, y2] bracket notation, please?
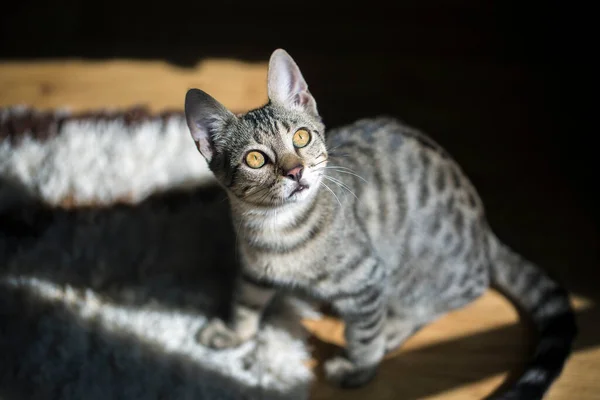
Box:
[240, 230, 334, 286]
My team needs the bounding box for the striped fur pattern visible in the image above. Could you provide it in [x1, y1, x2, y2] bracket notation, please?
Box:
[185, 49, 577, 398]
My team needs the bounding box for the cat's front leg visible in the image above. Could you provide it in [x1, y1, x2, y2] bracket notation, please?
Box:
[325, 283, 387, 388]
[196, 274, 275, 349]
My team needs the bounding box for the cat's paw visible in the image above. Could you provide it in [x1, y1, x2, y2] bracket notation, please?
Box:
[324, 356, 378, 388]
[195, 319, 242, 349]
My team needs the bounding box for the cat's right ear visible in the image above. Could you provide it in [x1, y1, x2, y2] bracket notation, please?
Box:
[185, 89, 235, 162]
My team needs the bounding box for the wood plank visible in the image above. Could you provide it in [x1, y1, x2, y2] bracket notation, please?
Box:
[0, 59, 268, 112]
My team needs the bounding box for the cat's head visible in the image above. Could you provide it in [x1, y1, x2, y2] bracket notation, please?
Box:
[184, 49, 327, 207]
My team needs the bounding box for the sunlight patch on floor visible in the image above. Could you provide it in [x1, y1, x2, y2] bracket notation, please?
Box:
[303, 290, 593, 351]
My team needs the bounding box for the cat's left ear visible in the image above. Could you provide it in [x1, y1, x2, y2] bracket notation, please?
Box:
[267, 49, 319, 117]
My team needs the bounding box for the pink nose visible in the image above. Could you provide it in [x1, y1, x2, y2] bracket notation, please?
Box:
[285, 165, 304, 182]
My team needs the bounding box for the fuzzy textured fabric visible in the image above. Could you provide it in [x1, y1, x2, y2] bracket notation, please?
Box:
[0, 106, 315, 400]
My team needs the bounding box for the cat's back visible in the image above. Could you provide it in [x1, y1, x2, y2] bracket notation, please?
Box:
[326, 116, 457, 184]
[327, 116, 482, 213]
[327, 116, 448, 160]
[325, 117, 484, 261]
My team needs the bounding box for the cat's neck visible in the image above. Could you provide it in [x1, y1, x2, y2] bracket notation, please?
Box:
[228, 186, 326, 234]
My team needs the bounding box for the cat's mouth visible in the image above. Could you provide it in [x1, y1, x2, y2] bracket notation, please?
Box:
[289, 183, 310, 198]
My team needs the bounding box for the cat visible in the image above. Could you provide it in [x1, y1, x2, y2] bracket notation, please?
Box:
[184, 49, 577, 399]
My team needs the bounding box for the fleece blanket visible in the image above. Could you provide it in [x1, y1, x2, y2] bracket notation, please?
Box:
[0, 106, 315, 400]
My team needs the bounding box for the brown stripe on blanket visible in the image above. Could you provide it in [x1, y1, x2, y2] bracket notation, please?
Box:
[0, 105, 188, 144]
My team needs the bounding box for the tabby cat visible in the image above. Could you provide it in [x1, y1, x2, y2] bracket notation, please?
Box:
[184, 49, 576, 399]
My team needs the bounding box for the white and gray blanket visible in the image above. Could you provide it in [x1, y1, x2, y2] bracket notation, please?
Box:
[0, 106, 315, 400]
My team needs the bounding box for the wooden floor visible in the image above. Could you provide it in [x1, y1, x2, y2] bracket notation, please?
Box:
[1, 60, 598, 400]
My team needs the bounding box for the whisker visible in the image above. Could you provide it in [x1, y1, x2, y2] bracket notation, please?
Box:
[320, 167, 368, 183]
[320, 181, 342, 207]
[326, 143, 347, 153]
[256, 189, 273, 206]
[323, 175, 360, 202]
[312, 158, 329, 168]
[327, 151, 351, 159]
[248, 188, 267, 202]
[243, 187, 272, 208]
[323, 164, 356, 171]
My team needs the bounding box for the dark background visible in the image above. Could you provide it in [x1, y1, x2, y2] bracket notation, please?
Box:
[1, 1, 597, 298]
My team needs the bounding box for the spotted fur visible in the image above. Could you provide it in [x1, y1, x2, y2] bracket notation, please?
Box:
[185, 49, 576, 398]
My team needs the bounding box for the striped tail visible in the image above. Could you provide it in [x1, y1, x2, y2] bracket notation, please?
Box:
[487, 233, 577, 399]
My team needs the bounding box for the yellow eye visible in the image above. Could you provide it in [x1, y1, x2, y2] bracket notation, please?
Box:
[292, 129, 311, 148]
[245, 151, 266, 169]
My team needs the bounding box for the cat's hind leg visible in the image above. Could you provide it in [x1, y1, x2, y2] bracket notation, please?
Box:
[384, 310, 423, 354]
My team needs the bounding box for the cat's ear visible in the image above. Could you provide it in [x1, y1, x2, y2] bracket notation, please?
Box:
[185, 88, 235, 162]
[267, 49, 318, 116]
